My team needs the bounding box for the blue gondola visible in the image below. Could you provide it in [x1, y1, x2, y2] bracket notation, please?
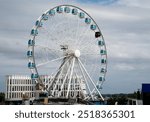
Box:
[101, 68, 107, 73]
[79, 12, 85, 18]
[99, 77, 105, 81]
[28, 39, 35, 46]
[72, 8, 78, 15]
[85, 18, 91, 24]
[98, 40, 104, 46]
[64, 7, 70, 13]
[31, 73, 38, 79]
[27, 51, 33, 57]
[90, 25, 96, 30]
[101, 59, 107, 64]
[42, 14, 48, 20]
[31, 29, 38, 36]
[56, 6, 63, 13]
[49, 9, 55, 16]
[35, 20, 43, 27]
[28, 62, 35, 69]
[100, 50, 106, 55]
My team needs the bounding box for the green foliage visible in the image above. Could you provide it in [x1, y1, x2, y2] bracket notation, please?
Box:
[0, 92, 5, 103]
[107, 94, 128, 105]
[127, 90, 142, 99]
[106, 90, 142, 105]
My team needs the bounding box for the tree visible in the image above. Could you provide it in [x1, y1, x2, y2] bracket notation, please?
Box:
[107, 94, 128, 105]
[0, 92, 5, 103]
[137, 89, 141, 100]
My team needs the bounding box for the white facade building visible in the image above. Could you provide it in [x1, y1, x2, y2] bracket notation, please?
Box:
[5, 75, 35, 101]
[127, 98, 143, 105]
[5, 75, 86, 102]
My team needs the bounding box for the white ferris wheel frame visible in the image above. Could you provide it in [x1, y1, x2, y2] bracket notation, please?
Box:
[27, 5, 107, 101]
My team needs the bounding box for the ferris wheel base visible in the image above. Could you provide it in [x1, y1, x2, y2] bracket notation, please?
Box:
[33, 94, 104, 105]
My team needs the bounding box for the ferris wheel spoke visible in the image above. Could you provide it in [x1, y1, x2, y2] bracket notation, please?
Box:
[36, 56, 68, 67]
[51, 14, 73, 46]
[41, 20, 69, 47]
[60, 13, 71, 45]
[77, 58, 93, 100]
[35, 44, 62, 61]
[82, 52, 99, 56]
[76, 25, 87, 44]
[80, 37, 93, 53]
[51, 57, 73, 96]
[38, 26, 58, 47]
[74, 13, 80, 47]
[66, 57, 75, 98]
[40, 27, 60, 47]
[77, 27, 91, 49]
[80, 39, 97, 53]
[35, 44, 61, 53]
[78, 58, 104, 101]
[64, 11, 78, 46]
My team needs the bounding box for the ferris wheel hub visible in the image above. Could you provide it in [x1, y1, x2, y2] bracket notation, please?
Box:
[74, 49, 80, 57]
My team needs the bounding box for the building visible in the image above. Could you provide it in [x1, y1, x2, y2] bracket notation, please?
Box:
[5, 75, 35, 104]
[127, 98, 143, 105]
[5, 75, 86, 104]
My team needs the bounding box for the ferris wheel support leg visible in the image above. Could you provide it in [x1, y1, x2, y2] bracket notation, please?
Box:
[48, 57, 71, 95]
[51, 75, 62, 97]
[66, 58, 75, 98]
[91, 80, 104, 94]
[73, 73, 77, 98]
[58, 60, 72, 97]
[51, 57, 72, 97]
[47, 67, 63, 94]
[78, 59, 104, 101]
[77, 58, 93, 100]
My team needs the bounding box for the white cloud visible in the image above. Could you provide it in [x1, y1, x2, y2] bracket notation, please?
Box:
[114, 63, 135, 71]
[117, 0, 150, 9]
[86, 7, 141, 22]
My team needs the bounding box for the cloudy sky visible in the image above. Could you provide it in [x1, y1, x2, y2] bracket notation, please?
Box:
[0, 0, 150, 94]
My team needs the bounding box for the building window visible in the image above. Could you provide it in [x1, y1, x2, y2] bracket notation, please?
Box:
[10, 79, 12, 84]
[12, 87, 14, 91]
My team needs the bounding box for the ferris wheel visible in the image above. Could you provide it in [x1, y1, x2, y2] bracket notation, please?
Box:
[27, 5, 107, 101]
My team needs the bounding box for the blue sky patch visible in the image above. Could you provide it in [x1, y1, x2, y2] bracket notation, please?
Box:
[77, 0, 118, 5]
